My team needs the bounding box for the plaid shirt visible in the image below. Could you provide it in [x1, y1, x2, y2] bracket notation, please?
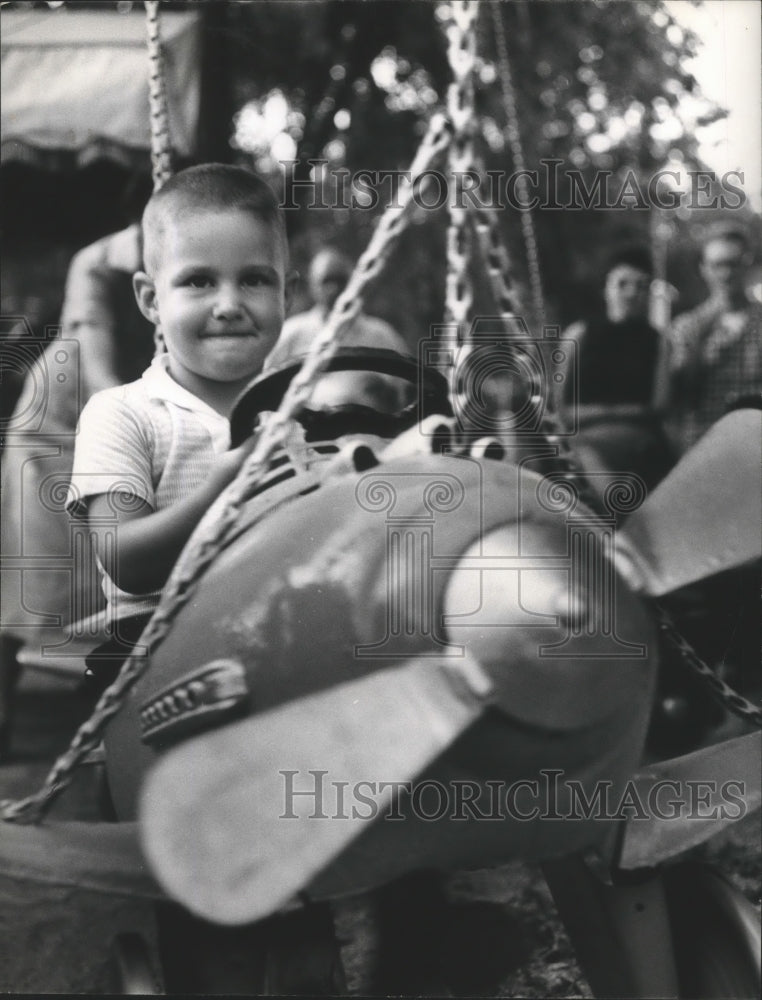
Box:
[666, 298, 762, 453]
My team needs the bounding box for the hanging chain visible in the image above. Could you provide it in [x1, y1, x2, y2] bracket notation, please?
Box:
[444, 1, 478, 352]
[443, 3, 601, 516]
[0, 114, 451, 825]
[470, 199, 522, 319]
[145, 0, 173, 191]
[145, 0, 171, 365]
[656, 608, 762, 726]
[488, 0, 545, 329]
[468, 189, 604, 512]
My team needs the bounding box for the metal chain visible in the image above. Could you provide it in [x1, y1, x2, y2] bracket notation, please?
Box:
[442, 2, 601, 522]
[442, 2, 596, 525]
[469, 197, 522, 319]
[0, 113, 452, 825]
[656, 607, 762, 727]
[444, 1, 479, 352]
[145, 0, 173, 191]
[487, 0, 546, 329]
[468, 195, 606, 515]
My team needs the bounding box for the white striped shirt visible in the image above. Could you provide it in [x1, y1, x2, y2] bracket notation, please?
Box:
[66, 354, 230, 620]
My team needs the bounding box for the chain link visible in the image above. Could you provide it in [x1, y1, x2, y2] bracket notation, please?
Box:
[469, 197, 522, 320]
[145, 0, 172, 191]
[443, 2, 603, 528]
[656, 607, 762, 727]
[443, 4, 604, 526]
[467, 196, 604, 513]
[487, 0, 546, 329]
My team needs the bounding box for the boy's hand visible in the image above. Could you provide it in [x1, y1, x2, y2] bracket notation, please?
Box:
[211, 437, 259, 491]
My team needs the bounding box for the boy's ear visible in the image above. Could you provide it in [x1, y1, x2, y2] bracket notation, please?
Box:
[133, 271, 159, 324]
[284, 269, 299, 313]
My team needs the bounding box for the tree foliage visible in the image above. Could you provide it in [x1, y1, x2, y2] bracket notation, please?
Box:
[211, 0, 743, 332]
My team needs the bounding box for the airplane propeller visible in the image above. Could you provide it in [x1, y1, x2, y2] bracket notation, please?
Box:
[141, 654, 493, 925]
[615, 407, 761, 596]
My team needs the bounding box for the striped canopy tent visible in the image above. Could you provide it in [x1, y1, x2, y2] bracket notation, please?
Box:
[1, 6, 201, 172]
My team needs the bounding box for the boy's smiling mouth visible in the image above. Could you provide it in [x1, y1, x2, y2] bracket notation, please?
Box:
[200, 330, 258, 339]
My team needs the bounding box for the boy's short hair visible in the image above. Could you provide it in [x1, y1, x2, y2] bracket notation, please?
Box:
[605, 245, 653, 278]
[141, 163, 287, 274]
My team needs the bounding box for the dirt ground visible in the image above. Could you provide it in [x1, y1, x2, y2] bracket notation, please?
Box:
[1, 667, 759, 996]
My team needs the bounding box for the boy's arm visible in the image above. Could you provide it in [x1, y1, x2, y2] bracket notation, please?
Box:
[87, 441, 254, 595]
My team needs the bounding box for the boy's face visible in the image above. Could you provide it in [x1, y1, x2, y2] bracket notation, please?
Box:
[135, 209, 291, 397]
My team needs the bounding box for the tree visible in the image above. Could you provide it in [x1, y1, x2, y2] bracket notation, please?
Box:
[214, 0, 751, 335]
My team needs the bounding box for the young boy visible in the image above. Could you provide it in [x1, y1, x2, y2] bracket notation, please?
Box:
[65, 166, 347, 988]
[66, 164, 295, 629]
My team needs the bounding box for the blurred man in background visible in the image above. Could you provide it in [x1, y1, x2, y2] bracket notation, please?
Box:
[655, 224, 761, 751]
[266, 247, 408, 367]
[265, 246, 411, 416]
[666, 223, 762, 454]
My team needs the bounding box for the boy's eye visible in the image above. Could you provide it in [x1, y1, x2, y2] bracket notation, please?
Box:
[242, 272, 274, 288]
[183, 274, 213, 288]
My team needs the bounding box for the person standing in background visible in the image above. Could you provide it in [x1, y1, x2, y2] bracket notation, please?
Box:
[654, 224, 762, 751]
[265, 247, 408, 367]
[665, 223, 762, 454]
[264, 246, 411, 415]
[0, 224, 154, 759]
[558, 245, 673, 492]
